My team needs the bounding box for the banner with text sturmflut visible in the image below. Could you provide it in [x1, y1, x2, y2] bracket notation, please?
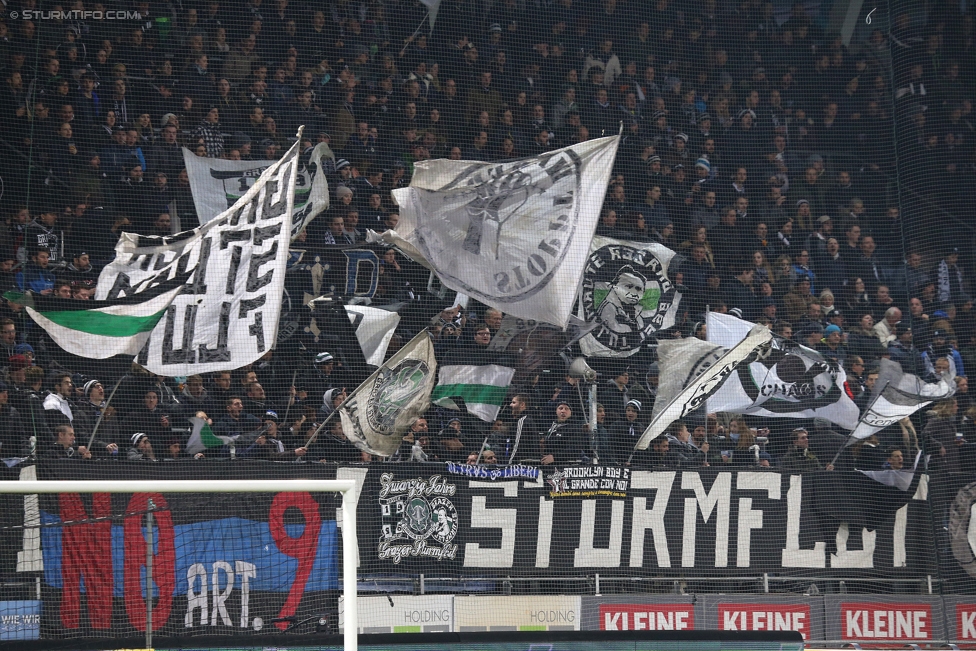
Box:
[356, 464, 937, 578]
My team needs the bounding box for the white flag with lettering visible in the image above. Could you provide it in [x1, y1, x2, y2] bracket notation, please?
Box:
[96, 136, 301, 376]
[371, 135, 620, 328]
[639, 324, 775, 449]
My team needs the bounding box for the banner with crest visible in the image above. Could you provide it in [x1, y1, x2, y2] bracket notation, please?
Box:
[577, 236, 682, 358]
[339, 330, 437, 457]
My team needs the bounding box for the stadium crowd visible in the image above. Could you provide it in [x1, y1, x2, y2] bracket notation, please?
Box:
[0, 0, 975, 474]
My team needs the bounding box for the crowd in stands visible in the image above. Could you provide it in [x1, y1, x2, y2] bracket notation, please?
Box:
[0, 0, 975, 474]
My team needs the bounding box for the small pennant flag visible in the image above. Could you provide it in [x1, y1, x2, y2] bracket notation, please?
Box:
[186, 416, 233, 454]
[6, 274, 190, 359]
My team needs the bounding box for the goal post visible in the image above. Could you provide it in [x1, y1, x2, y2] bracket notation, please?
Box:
[0, 479, 358, 651]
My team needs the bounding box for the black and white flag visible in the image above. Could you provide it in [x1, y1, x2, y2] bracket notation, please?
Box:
[371, 135, 620, 328]
[576, 236, 682, 358]
[96, 135, 301, 376]
[638, 324, 774, 449]
[339, 330, 438, 457]
[706, 312, 860, 430]
[183, 141, 330, 237]
[849, 358, 956, 441]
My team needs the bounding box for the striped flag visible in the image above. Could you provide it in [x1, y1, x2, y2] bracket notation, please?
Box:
[185, 416, 233, 454]
[5, 274, 189, 359]
[432, 364, 516, 422]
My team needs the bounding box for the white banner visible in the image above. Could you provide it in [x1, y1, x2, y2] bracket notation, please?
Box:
[96, 138, 300, 376]
[639, 325, 774, 449]
[183, 141, 330, 236]
[373, 135, 620, 328]
[346, 305, 400, 367]
[706, 312, 860, 430]
[577, 236, 681, 357]
[849, 359, 955, 440]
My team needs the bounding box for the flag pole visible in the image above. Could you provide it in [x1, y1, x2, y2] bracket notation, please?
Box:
[86, 374, 127, 451]
[399, 13, 429, 57]
[282, 370, 299, 426]
[303, 406, 342, 448]
[474, 434, 490, 464]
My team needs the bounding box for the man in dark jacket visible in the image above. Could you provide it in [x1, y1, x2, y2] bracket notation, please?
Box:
[666, 421, 707, 468]
[213, 396, 262, 438]
[503, 394, 539, 464]
[779, 428, 832, 473]
[10, 366, 49, 446]
[45, 424, 91, 460]
[727, 264, 759, 321]
[0, 381, 27, 458]
[239, 411, 308, 460]
[540, 401, 586, 466]
[70, 379, 121, 457]
[607, 399, 645, 464]
[129, 389, 171, 443]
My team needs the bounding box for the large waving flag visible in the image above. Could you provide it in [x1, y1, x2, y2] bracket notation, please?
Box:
[706, 312, 860, 430]
[638, 323, 774, 450]
[97, 132, 302, 376]
[371, 135, 620, 328]
[6, 273, 189, 359]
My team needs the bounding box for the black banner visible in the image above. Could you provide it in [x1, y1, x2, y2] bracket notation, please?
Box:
[0, 461, 970, 647]
[356, 464, 936, 577]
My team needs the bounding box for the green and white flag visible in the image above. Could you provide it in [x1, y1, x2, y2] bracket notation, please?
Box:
[6, 274, 189, 359]
[185, 416, 233, 454]
[432, 364, 516, 422]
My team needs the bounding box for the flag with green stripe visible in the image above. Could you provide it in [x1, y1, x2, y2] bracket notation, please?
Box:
[5, 273, 189, 359]
[432, 364, 516, 422]
[185, 416, 234, 454]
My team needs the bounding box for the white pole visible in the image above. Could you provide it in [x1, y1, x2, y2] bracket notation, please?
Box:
[7, 479, 356, 494]
[342, 486, 358, 651]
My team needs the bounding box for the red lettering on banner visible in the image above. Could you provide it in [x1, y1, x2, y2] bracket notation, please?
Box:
[841, 602, 930, 639]
[718, 603, 809, 639]
[956, 605, 976, 639]
[59, 493, 113, 629]
[269, 492, 321, 630]
[599, 604, 694, 631]
[123, 493, 176, 631]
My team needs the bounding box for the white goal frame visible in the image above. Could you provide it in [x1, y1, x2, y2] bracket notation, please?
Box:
[3, 479, 358, 651]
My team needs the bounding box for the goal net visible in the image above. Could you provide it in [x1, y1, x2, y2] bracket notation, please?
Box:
[0, 478, 358, 650]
